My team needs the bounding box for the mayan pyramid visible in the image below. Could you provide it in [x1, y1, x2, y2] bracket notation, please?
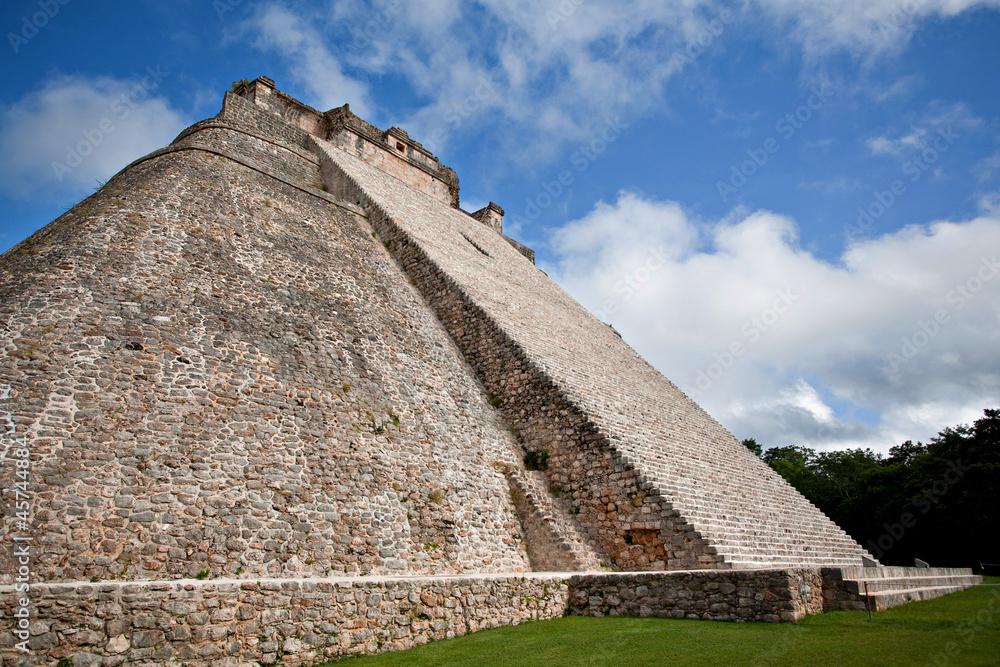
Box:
[0, 76, 872, 588]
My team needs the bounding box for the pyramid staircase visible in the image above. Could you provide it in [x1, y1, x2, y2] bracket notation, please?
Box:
[826, 566, 982, 611]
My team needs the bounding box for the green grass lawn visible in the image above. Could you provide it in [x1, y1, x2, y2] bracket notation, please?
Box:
[324, 577, 1000, 666]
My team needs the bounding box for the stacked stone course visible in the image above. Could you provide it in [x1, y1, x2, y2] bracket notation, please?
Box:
[1, 574, 571, 665]
[568, 568, 825, 622]
[0, 567, 838, 665]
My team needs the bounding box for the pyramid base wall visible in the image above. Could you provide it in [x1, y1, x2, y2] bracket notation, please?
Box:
[0, 568, 860, 665]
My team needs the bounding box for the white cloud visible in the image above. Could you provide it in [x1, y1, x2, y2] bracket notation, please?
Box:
[0, 73, 189, 199]
[864, 101, 983, 162]
[754, 0, 1000, 58]
[245, 4, 373, 116]
[545, 191, 1000, 452]
[867, 129, 927, 156]
[872, 74, 923, 102]
[974, 153, 1000, 183]
[239, 1, 1000, 160]
[241, 0, 742, 157]
[979, 190, 1000, 215]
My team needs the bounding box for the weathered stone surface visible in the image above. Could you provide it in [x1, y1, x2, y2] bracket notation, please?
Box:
[0, 76, 938, 666]
[0, 570, 830, 665]
[0, 89, 530, 586]
[312, 105, 874, 571]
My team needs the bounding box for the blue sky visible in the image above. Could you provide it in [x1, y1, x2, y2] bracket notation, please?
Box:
[2, 0, 999, 452]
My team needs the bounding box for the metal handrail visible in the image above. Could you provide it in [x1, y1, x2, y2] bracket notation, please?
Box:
[864, 580, 872, 621]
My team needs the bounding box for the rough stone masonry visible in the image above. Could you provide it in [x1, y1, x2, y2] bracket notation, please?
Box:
[0, 77, 919, 665]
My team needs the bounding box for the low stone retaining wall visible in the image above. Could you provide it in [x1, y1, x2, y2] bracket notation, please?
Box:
[0, 574, 568, 666]
[569, 569, 825, 622]
[0, 569, 831, 666]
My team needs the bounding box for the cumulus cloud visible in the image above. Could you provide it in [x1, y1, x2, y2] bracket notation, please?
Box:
[238, 0, 999, 161]
[240, 0, 743, 156]
[0, 73, 189, 199]
[544, 191, 1000, 452]
[245, 4, 373, 116]
[754, 0, 1000, 57]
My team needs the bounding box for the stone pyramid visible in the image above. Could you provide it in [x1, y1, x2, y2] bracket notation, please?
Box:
[0, 77, 874, 590]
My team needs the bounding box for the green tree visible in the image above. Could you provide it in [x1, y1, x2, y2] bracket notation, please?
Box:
[762, 445, 818, 496]
[741, 437, 762, 457]
[747, 408, 1000, 568]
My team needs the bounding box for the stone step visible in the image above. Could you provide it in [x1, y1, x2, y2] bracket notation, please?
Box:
[715, 546, 867, 560]
[691, 519, 858, 542]
[829, 566, 982, 611]
[687, 513, 860, 546]
[690, 521, 861, 544]
[707, 533, 860, 548]
[845, 575, 981, 594]
[863, 585, 973, 611]
[673, 496, 849, 526]
[839, 566, 973, 579]
[725, 555, 866, 568]
[655, 492, 854, 536]
[691, 525, 866, 554]
[705, 539, 865, 559]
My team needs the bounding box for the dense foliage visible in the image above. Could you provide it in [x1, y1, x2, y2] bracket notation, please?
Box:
[745, 408, 999, 569]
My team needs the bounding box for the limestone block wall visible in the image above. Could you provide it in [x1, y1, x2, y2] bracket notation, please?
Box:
[321, 103, 459, 207]
[503, 467, 606, 572]
[235, 78, 459, 208]
[237, 77, 327, 139]
[0, 569, 828, 665]
[326, 130, 453, 207]
[311, 131, 872, 571]
[568, 568, 825, 622]
[0, 574, 571, 666]
[0, 100, 534, 585]
[217, 90, 315, 152]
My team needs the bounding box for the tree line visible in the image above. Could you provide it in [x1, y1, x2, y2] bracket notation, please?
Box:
[743, 408, 998, 570]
